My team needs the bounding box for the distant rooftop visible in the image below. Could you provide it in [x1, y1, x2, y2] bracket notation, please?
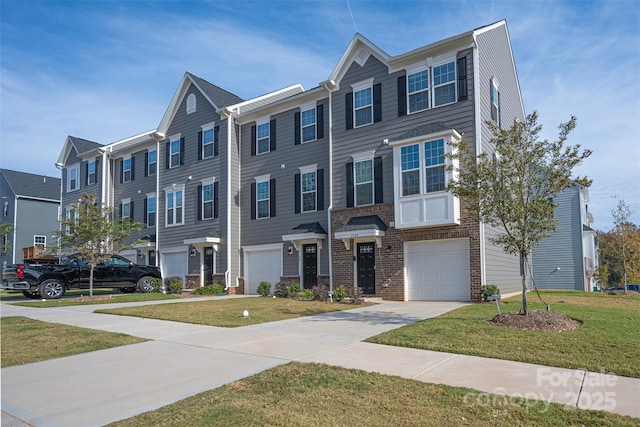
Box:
[1, 169, 61, 201]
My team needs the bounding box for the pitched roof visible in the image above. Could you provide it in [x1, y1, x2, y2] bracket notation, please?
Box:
[68, 136, 103, 155]
[186, 73, 244, 108]
[0, 169, 61, 201]
[336, 215, 388, 233]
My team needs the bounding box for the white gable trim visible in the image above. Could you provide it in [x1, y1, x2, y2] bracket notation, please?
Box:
[327, 33, 391, 90]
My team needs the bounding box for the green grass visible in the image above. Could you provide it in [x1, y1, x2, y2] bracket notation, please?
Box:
[0, 316, 146, 367]
[108, 362, 638, 427]
[12, 291, 178, 307]
[367, 291, 640, 378]
[97, 297, 362, 327]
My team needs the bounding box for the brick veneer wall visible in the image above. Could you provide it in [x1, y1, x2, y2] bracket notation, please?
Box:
[330, 200, 482, 302]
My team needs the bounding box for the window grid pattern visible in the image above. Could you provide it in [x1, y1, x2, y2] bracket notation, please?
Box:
[148, 150, 157, 175]
[34, 235, 46, 247]
[170, 140, 181, 168]
[122, 202, 131, 219]
[88, 161, 96, 185]
[257, 123, 270, 154]
[147, 196, 156, 227]
[408, 70, 430, 113]
[433, 62, 456, 106]
[202, 183, 214, 219]
[354, 87, 373, 127]
[425, 139, 445, 193]
[68, 167, 79, 191]
[256, 180, 270, 218]
[166, 190, 183, 225]
[355, 160, 373, 206]
[401, 144, 421, 196]
[301, 108, 316, 142]
[203, 128, 214, 158]
[301, 171, 316, 212]
[123, 158, 132, 182]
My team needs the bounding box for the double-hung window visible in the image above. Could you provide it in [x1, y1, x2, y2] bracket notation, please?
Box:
[301, 168, 317, 212]
[34, 235, 46, 247]
[424, 139, 445, 192]
[301, 107, 317, 142]
[165, 186, 184, 226]
[202, 126, 215, 158]
[123, 157, 132, 182]
[354, 159, 374, 206]
[146, 194, 156, 227]
[408, 69, 430, 113]
[433, 61, 456, 106]
[147, 149, 157, 176]
[491, 78, 501, 126]
[256, 179, 270, 219]
[202, 182, 214, 220]
[87, 160, 97, 185]
[354, 86, 373, 127]
[170, 138, 181, 168]
[401, 144, 421, 196]
[257, 122, 270, 154]
[67, 164, 79, 192]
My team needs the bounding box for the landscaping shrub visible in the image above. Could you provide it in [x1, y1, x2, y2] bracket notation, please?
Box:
[274, 282, 290, 298]
[257, 281, 272, 297]
[193, 284, 224, 296]
[150, 277, 163, 293]
[481, 284, 501, 301]
[333, 284, 347, 302]
[312, 284, 329, 301]
[165, 277, 184, 294]
[289, 282, 302, 297]
[346, 286, 364, 304]
[301, 289, 313, 299]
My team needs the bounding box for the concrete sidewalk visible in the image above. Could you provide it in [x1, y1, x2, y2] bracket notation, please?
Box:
[1, 297, 638, 426]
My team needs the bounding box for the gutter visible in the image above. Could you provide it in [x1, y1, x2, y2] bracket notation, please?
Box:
[321, 80, 336, 291]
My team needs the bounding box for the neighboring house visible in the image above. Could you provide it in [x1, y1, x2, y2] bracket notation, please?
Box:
[57, 20, 532, 301]
[0, 169, 61, 264]
[532, 185, 599, 291]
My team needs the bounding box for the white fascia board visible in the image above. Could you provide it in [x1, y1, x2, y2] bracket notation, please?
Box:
[242, 242, 283, 252]
[282, 233, 326, 242]
[388, 39, 475, 74]
[334, 229, 385, 240]
[56, 137, 77, 166]
[389, 129, 462, 147]
[327, 34, 391, 90]
[183, 236, 221, 245]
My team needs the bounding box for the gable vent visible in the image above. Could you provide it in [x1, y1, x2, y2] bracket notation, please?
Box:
[354, 48, 370, 66]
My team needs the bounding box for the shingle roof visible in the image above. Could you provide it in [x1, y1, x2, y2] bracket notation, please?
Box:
[67, 136, 103, 155]
[1, 169, 61, 201]
[187, 73, 244, 108]
[286, 222, 327, 235]
[336, 215, 388, 232]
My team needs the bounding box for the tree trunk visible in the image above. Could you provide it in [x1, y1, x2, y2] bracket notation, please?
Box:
[520, 252, 529, 315]
[90, 266, 94, 297]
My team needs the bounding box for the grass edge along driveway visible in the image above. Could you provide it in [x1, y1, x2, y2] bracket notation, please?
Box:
[367, 291, 640, 379]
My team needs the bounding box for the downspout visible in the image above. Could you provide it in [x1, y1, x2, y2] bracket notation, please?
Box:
[219, 107, 236, 290]
[55, 162, 64, 262]
[322, 80, 336, 291]
[99, 148, 108, 207]
[154, 135, 161, 265]
[12, 195, 17, 263]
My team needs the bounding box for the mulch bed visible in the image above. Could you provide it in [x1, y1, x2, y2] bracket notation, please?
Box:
[489, 310, 582, 332]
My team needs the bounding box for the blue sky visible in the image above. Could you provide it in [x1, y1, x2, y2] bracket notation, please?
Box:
[1, 0, 638, 228]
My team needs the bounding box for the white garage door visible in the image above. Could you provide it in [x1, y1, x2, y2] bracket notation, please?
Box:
[161, 251, 187, 284]
[245, 248, 282, 295]
[405, 239, 470, 301]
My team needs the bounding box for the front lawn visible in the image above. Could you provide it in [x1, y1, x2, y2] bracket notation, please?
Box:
[367, 291, 640, 378]
[108, 362, 638, 427]
[0, 316, 146, 367]
[12, 291, 178, 307]
[96, 297, 362, 327]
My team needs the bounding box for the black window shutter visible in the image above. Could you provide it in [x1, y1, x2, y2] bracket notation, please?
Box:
[197, 184, 202, 221]
[130, 201, 134, 221]
[294, 173, 301, 213]
[251, 125, 256, 156]
[119, 203, 123, 219]
[373, 83, 382, 123]
[270, 119, 276, 152]
[144, 152, 149, 177]
[294, 112, 301, 145]
[317, 168, 324, 210]
[131, 156, 135, 181]
[374, 157, 383, 204]
[165, 142, 170, 169]
[143, 198, 148, 226]
[345, 93, 353, 130]
[397, 76, 407, 116]
[250, 182, 256, 220]
[497, 91, 501, 127]
[85, 163, 89, 185]
[119, 159, 123, 183]
[269, 178, 276, 217]
[317, 104, 324, 139]
[346, 162, 354, 208]
[179, 137, 185, 165]
[214, 125, 220, 156]
[457, 57, 468, 101]
[197, 131, 203, 160]
[213, 182, 219, 218]
[95, 157, 100, 179]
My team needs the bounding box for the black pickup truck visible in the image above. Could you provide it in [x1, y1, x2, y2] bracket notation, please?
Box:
[1, 254, 162, 299]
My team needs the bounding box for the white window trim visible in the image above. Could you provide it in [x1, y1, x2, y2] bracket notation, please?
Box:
[87, 160, 97, 185]
[67, 163, 80, 192]
[186, 93, 196, 114]
[299, 102, 317, 143]
[201, 178, 216, 220]
[147, 148, 157, 175]
[168, 133, 181, 169]
[34, 235, 46, 247]
[431, 54, 457, 108]
[164, 184, 185, 227]
[255, 118, 270, 155]
[491, 77, 500, 124]
[299, 164, 318, 213]
[255, 175, 271, 219]
[351, 78, 375, 128]
[353, 154, 375, 207]
[122, 155, 132, 182]
[146, 192, 156, 227]
[406, 65, 430, 114]
[121, 198, 132, 219]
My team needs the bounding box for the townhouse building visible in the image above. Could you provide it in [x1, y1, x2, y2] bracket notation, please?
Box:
[57, 20, 531, 301]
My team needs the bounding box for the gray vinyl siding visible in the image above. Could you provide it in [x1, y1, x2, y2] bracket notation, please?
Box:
[14, 198, 60, 263]
[61, 150, 84, 209]
[228, 122, 241, 281]
[532, 187, 584, 290]
[158, 82, 229, 275]
[476, 24, 525, 291]
[0, 176, 16, 265]
[240, 98, 330, 276]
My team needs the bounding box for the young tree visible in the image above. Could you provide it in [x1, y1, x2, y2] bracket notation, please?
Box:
[57, 193, 144, 296]
[0, 223, 13, 256]
[609, 197, 639, 288]
[447, 112, 591, 315]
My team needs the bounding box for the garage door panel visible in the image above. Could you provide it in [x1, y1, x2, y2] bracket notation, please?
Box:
[162, 252, 187, 283]
[406, 239, 470, 301]
[245, 249, 281, 295]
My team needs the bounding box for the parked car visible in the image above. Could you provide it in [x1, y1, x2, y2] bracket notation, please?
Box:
[603, 284, 640, 293]
[1, 254, 161, 299]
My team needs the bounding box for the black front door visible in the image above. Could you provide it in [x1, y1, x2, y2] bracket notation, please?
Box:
[204, 247, 214, 286]
[303, 244, 317, 289]
[357, 242, 376, 295]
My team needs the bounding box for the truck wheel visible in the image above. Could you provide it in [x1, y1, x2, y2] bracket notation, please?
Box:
[38, 279, 65, 299]
[22, 290, 41, 299]
[137, 276, 155, 293]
